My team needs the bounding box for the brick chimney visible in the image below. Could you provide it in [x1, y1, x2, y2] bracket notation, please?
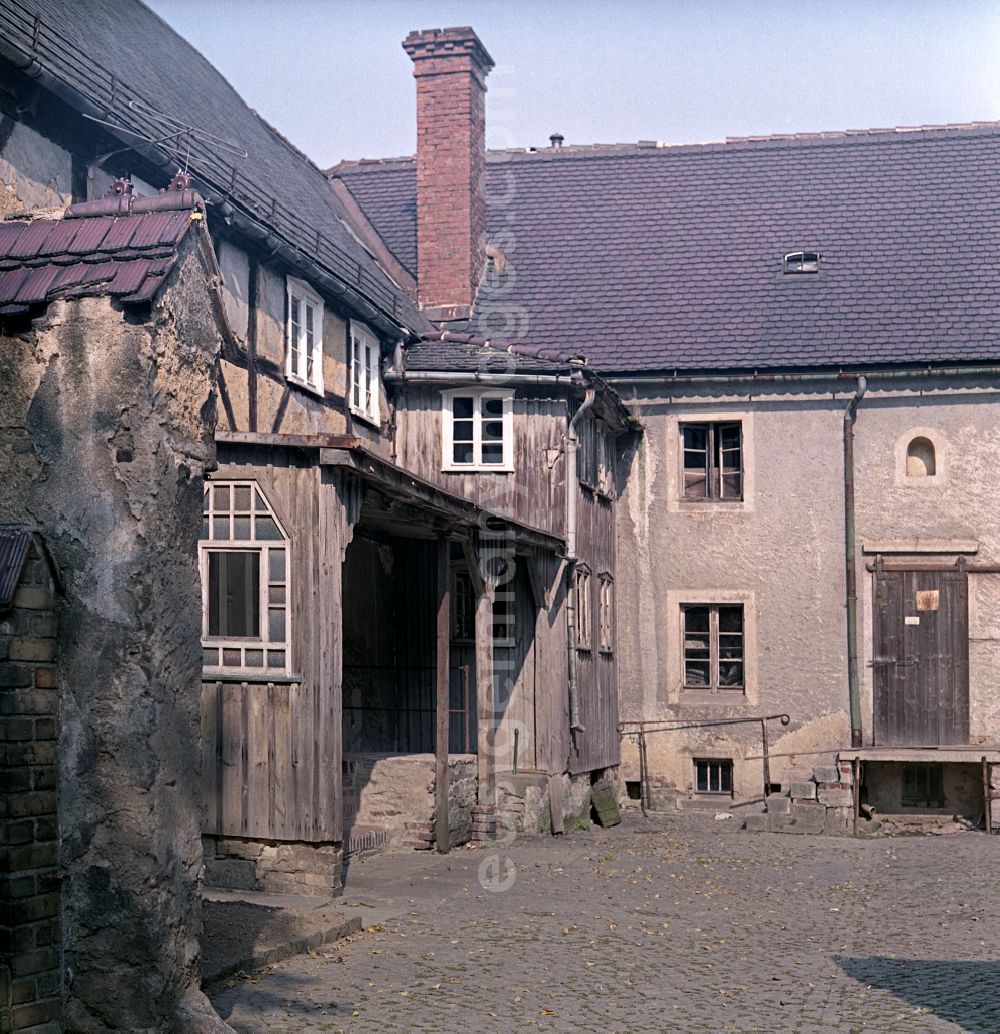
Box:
[403, 27, 494, 321]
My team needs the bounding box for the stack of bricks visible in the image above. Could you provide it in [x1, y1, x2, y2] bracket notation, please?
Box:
[1, 538, 61, 1032]
[745, 760, 856, 836]
[204, 837, 343, 897]
[470, 804, 497, 842]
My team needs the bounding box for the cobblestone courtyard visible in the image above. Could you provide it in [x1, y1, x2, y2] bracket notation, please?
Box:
[211, 813, 1000, 1033]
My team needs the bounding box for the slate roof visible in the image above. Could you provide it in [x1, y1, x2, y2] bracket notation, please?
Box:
[0, 0, 426, 333]
[333, 124, 1000, 374]
[0, 196, 198, 313]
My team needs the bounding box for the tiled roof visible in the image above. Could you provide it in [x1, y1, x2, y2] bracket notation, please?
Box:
[0, 0, 426, 334]
[0, 530, 30, 610]
[0, 198, 197, 313]
[333, 123, 1000, 373]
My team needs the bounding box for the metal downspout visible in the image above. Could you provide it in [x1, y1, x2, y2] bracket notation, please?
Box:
[566, 387, 596, 733]
[844, 376, 867, 749]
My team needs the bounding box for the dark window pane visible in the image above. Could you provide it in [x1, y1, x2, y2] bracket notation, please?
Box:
[483, 420, 504, 442]
[719, 606, 743, 633]
[233, 516, 251, 540]
[685, 606, 710, 633]
[683, 425, 707, 452]
[267, 650, 286, 669]
[201, 517, 210, 540]
[254, 487, 268, 511]
[482, 397, 504, 417]
[213, 516, 230, 540]
[268, 549, 285, 582]
[452, 419, 474, 443]
[685, 661, 710, 686]
[208, 551, 260, 638]
[696, 764, 708, 793]
[721, 472, 742, 499]
[719, 661, 744, 688]
[268, 608, 286, 643]
[255, 516, 282, 541]
[481, 444, 504, 465]
[234, 486, 251, 511]
[215, 485, 230, 511]
[452, 396, 474, 419]
[454, 442, 474, 464]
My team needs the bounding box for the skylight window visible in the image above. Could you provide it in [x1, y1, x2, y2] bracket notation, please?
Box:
[783, 251, 820, 274]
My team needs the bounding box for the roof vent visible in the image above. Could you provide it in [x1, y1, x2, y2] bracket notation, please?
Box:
[549, 133, 564, 149]
[783, 251, 820, 274]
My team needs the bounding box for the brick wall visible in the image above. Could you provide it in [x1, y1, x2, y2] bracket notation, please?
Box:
[403, 27, 494, 317]
[0, 541, 60, 1033]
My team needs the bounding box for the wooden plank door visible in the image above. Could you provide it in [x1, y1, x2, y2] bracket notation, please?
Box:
[873, 568, 969, 745]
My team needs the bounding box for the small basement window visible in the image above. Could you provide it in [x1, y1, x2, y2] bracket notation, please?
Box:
[902, 764, 944, 808]
[783, 251, 820, 274]
[695, 758, 733, 795]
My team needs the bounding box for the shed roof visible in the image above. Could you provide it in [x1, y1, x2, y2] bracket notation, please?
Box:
[333, 123, 1000, 374]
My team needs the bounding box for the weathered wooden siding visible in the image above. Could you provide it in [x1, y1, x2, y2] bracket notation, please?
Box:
[201, 445, 349, 842]
[532, 548, 571, 774]
[394, 386, 567, 538]
[494, 561, 537, 771]
[570, 485, 620, 774]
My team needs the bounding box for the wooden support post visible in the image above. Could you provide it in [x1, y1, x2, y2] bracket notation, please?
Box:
[474, 565, 496, 810]
[852, 757, 861, 837]
[982, 756, 991, 836]
[435, 536, 451, 854]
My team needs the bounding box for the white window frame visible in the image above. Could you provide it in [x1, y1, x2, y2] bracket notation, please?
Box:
[285, 276, 324, 396]
[441, 389, 514, 472]
[598, 573, 614, 653]
[349, 319, 381, 425]
[200, 481, 290, 676]
[575, 566, 592, 651]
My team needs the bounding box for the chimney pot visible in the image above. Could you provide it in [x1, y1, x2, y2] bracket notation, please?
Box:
[549, 134, 564, 149]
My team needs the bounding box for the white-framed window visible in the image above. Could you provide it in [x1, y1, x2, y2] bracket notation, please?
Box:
[441, 389, 514, 472]
[285, 276, 324, 395]
[598, 573, 614, 653]
[575, 566, 592, 650]
[349, 320, 380, 425]
[200, 481, 290, 675]
[682, 603, 744, 691]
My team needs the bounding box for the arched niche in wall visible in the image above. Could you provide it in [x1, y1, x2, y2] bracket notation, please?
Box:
[895, 428, 946, 487]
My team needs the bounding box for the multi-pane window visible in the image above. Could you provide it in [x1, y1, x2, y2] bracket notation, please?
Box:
[695, 758, 734, 795]
[575, 567, 592, 650]
[452, 569, 475, 642]
[682, 604, 744, 690]
[598, 574, 614, 652]
[200, 482, 289, 674]
[681, 422, 742, 500]
[442, 390, 513, 471]
[286, 277, 324, 394]
[350, 320, 380, 425]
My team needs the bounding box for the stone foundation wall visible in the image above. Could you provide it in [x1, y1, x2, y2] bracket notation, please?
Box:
[745, 760, 856, 835]
[496, 768, 619, 835]
[343, 753, 477, 851]
[204, 837, 343, 897]
[0, 540, 61, 1033]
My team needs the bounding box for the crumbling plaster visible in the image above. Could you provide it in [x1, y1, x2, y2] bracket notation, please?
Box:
[0, 239, 230, 1031]
[617, 380, 1000, 800]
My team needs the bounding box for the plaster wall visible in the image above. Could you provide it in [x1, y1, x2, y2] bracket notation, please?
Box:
[0, 119, 72, 212]
[0, 244, 228, 1031]
[616, 379, 1000, 802]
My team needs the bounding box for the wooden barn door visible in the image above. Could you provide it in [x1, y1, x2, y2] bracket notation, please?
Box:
[873, 567, 969, 746]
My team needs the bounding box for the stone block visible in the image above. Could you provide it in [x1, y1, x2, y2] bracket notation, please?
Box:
[204, 857, 255, 891]
[11, 586, 53, 611]
[771, 803, 826, 835]
[837, 761, 856, 785]
[788, 781, 817, 801]
[764, 794, 790, 815]
[0, 664, 33, 688]
[743, 814, 768, 833]
[812, 766, 840, 784]
[817, 788, 855, 809]
[823, 809, 853, 837]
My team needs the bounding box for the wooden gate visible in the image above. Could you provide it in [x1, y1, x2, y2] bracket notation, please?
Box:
[873, 566, 969, 746]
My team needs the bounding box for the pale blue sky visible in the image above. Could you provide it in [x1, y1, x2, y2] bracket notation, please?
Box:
[146, 0, 1000, 168]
